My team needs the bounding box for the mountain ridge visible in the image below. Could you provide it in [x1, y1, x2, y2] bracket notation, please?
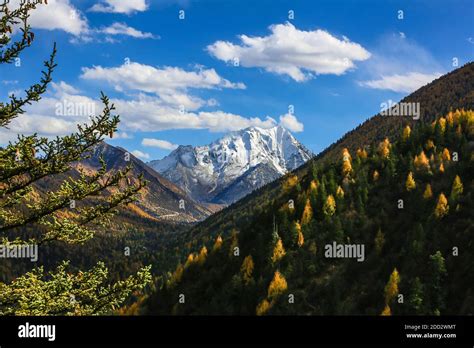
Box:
[149, 125, 312, 205]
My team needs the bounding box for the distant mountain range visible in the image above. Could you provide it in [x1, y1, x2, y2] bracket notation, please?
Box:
[149, 125, 312, 205]
[71, 142, 213, 223]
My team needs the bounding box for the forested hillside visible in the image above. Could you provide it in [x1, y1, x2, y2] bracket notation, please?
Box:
[144, 109, 474, 315]
[178, 63, 474, 247]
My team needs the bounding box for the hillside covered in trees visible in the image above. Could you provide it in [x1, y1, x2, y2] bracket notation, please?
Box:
[143, 109, 474, 315]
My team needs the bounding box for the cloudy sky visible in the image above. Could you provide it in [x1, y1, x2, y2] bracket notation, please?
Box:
[1, 0, 473, 160]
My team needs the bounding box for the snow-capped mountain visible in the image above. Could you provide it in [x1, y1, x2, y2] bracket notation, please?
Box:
[149, 125, 312, 205]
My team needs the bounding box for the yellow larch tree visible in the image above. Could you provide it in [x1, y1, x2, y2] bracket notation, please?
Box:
[197, 246, 208, 265]
[439, 163, 445, 173]
[240, 255, 255, 285]
[405, 172, 416, 191]
[309, 179, 318, 192]
[434, 193, 449, 219]
[381, 305, 391, 316]
[294, 221, 304, 247]
[213, 235, 223, 251]
[341, 148, 353, 176]
[342, 147, 352, 162]
[323, 194, 336, 216]
[342, 159, 352, 177]
[438, 117, 447, 133]
[414, 151, 430, 171]
[373, 170, 380, 182]
[168, 263, 184, 287]
[301, 198, 313, 225]
[267, 271, 288, 299]
[425, 139, 435, 151]
[271, 238, 286, 264]
[378, 138, 391, 159]
[442, 148, 451, 161]
[184, 253, 196, 268]
[384, 268, 400, 305]
[402, 125, 411, 141]
[450, 175, 463, 200]
[283, 174, 298, 191]
[423, 183, 433, 199]
[336, 185, 344, 199]
[256, 299, 271, 316]
[356, 148, 368, 160]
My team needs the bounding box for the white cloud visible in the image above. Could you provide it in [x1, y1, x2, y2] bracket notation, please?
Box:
[0, 82, 99, 143]
[207, 22, 371, 82]
[90, 0, 148, 14]
[0, 80, 280, 144]
[9, 1, 157, 41]
[110, 94, 277, 132]
[101, 22, 157, 39]
[131, 150, 150, 160]
[112, 132, 133, 139]
[279, 113, 304, 132]
[142, 138, 178, 150]
[358, 34, 444, 94]
[80, 62, 245, 110]
[81, 62, 245, 94]
[359, 72, 442, 93]
[10, 0, 89, 36]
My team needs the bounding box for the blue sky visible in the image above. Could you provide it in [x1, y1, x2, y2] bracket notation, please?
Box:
[1, 0, 473, 160]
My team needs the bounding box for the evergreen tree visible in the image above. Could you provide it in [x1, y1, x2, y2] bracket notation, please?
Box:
[408, 277, 424, 313]
[428, 251, 447, 314]
[374, 228, 385, 255]
[0, 1, 150, 315]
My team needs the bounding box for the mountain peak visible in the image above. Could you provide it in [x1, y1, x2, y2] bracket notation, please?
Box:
[149, 126, 312, 204]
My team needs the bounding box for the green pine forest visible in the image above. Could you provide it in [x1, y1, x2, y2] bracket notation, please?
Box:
[143, 109, 474, 315]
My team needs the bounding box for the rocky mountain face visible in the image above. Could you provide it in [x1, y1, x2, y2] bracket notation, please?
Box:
[72, 142, 212, 223]
[149, 125, 312, 205]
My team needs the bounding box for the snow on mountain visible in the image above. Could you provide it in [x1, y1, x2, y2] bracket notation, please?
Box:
[148, 125, 312, 205]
